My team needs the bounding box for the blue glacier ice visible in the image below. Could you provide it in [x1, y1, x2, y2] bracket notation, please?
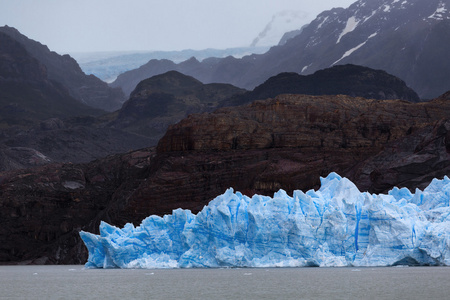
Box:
[79, 173, 450, 268]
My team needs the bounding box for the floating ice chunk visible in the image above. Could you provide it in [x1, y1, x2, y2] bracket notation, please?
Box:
[80, 173, 450, 268]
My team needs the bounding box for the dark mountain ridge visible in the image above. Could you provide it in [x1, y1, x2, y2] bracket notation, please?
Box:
[0, 31, 151, 170]
[0, 32, 102, 126]
[0, 26, 125, 111]
[222, 64, 420, 107]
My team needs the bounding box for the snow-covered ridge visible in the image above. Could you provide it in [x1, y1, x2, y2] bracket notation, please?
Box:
[80, 173, 450, 269]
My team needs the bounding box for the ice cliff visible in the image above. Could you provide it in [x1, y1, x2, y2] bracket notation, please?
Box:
[79, 173, 450, 268]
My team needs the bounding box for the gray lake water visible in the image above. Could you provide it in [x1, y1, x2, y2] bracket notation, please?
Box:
[0, 265, 449, 299]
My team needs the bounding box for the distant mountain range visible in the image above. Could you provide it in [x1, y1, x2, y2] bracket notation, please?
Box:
[104, 71, 246, 143]
[73, 47, 269, 84]
[110, 0, 450, 100]
[73, 9, 310, 84]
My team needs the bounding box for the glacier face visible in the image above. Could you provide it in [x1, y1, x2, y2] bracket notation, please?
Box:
[79, 173, 450, 268]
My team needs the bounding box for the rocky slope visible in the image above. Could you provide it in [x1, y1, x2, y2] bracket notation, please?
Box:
[111, 0, 450, 99]
[0, 26, 125, 111]
[0, 117, 153, 171]
[1, 92, 449, 264]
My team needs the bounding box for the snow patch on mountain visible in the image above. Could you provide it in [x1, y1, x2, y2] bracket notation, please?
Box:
[316, 16, 330, 29]
[361, 10, 377, 24]
[428, 1, 448, 20]
[333, 32, 378, 65]
[301, 64, 312, 73]
[337, 16, 360, 44]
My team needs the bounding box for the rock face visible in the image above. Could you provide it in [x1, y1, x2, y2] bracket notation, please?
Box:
[0, 92, 449, 265]
[0, 149, 155, 264]
[0, 26, 125, 111]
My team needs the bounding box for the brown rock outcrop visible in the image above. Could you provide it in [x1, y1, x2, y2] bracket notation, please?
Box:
[158, 94, 447, 152]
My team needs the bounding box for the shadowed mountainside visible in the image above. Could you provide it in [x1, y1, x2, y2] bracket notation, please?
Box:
[0, 31, 152, 170]
[0, 32, 102, 126]
[0, 26, 125, 111]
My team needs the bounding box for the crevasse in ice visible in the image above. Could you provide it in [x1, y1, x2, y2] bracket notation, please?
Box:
[79, 173, 450, 268]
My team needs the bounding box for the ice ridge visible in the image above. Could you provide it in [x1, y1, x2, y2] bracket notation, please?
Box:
[79, 173, 450, 268]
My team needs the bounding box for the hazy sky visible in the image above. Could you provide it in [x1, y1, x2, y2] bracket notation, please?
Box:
[1, 0, 355, 54]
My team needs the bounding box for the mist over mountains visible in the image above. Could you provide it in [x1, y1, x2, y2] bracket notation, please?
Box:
[74, 9, 310, 84]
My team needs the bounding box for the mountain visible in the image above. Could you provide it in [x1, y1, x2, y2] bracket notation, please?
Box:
[1, 91, 449, 264]
[0, 30, 151, 170]
[111, 0, 450, 100]
[73, 47, 269, 83]
[0, 31, 102, 126]
[105, 71, 246, 143]
[222, 64, 420, 107]
[0, 26, 125, 111]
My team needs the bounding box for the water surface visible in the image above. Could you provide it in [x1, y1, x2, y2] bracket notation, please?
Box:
[1, 265, 448, 299]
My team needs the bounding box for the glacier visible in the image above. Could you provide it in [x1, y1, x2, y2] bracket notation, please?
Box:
[79, 173, 450, 268]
